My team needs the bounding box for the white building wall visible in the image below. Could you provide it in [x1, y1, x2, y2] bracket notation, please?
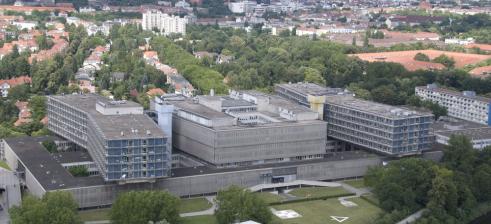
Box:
[415, 87, 490, 125]
[142, 11, 188, 36]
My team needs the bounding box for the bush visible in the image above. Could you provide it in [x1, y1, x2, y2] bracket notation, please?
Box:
[414, 52, 430, 62]
[68, 166, 89, 177]
[42, 140, 57, 153]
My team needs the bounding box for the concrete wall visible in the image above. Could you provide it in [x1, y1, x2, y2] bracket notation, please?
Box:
[173, 115, 327, 165]
[63, 157, 382, 208]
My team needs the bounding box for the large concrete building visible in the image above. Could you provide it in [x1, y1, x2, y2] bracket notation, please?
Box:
[154, 90, 330, 167]
[47, 94, 171, 183]
[142, 10, 188, 36]
[1, 135, 382, 208]
[324, 95, 435, 156]
[275, 82, 435, 156]
[416, 84, 491, 126]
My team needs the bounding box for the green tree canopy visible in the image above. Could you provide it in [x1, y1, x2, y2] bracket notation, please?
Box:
[110, 190, 181, 224]
[10, 191, 81, 224]
[215, 185, 272, 224]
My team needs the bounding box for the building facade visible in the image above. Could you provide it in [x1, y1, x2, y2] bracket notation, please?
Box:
[142, 10, 188, 36]
[155, 90, 329, 167]
[47, 94, 171, 183]
[416, 84, 491, 125]
[324, 95, 435, 156]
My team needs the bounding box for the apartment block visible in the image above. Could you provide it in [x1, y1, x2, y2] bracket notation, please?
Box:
[155, 90, 328, 167]
[142, 10, 188, 36]
[47, 94, 171, 183]
[416, 84, 491, 125]
[324, 95, 434, 156]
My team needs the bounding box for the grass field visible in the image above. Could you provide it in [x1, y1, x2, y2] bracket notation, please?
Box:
[289, 187, 350, 198]
[361, 193, 380, 206]
[256, 192, 284, 204]
[0, 161, 10, 170]
[272, 197, 382, 224]
[182, 215, 217, 224]
[343, 179, 366, 189]
[180, 198, 213, 213]
[79, 208, 111, 222]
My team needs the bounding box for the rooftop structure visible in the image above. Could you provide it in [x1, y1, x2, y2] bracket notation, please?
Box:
[47, 94, 171, 182]
[433, 117, 491, 149]
[153, 90, 328, 167]
[416, 84, 491, 125]
[275, 82, 351, 119]
[324, 95, 434, 156]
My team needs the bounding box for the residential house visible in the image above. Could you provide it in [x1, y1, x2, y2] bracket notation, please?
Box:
[0, 76, 32, 97]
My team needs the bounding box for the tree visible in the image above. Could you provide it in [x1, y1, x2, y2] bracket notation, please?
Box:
[414, 52, 430, 62]
[10, 191, 81, 224]
[303, 67, 326, 86]
[215, 186, 272, 224]
[433, 54, 455, 68]
[7, 84, 30, 101]
[29, 96, 46, 122]
[110, 191, 181, 224]
[442, 135, 476, 173]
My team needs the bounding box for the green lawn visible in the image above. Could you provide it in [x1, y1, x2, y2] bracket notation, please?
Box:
[288, 187, 350, 198]
[361, 193, 380, 206]
[0, 161, 10, 170]
[182, 215, 217, 224]
[272, 197, 383, 224]
[180, 198, 213, 213]
[256, 192, 284, 204]
[343, 179, 366, 189]
[79, 208, 111, 222]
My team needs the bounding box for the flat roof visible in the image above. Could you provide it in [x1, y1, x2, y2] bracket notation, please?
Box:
[52, 150, 93, 164]
[49, 94, 165, 140]
[416, 85, 491, 103]
[172, 99, 233, 120]
[325, 95, 433, 119]
[4, 136, 105, 191]
[433, 117, 491, 140]
[275, 82, 348, 97]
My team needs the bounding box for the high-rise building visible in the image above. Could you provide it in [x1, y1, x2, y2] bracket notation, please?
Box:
[324, 95, 434, 156]
[47, 94, 171, 183]
[142, 10, 188, 36]
[416, 84, 491, 126]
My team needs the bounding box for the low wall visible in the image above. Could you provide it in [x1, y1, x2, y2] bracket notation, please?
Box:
[64, 157, 382, 208]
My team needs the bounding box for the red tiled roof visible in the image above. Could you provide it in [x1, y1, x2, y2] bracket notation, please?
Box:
[146, 88, 165, 96]
[0, 75, 32, 87]
[469, 65, 491, 79]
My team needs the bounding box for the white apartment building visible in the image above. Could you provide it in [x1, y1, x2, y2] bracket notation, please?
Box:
[142, 11, 188, 36]
[416, 84, 491, 126]
[228, 1, 257, 14]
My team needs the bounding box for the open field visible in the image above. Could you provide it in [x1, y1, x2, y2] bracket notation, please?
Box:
[79, 208, 111, 222]
[352, 50, 491, 71]
[256, 192, 284, 204]
[182, 215, 217, 224]
[289, 187, 350, 198]
[180, 197, 213, 213]
[272, 197, 382, 224]
[343, 179, 366, 189]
